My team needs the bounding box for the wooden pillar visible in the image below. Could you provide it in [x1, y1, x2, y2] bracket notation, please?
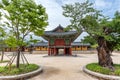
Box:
[52, 48, 54, 55]
[69, 47, 72, 55]
[54, 47, 56, 55]
[81, 46, 83, 51]
[64, 47, 66, 55]
[51, 48, 52, 55]
[53, 48, 54, 55]
[56, 48, 58, 55]
[50, 48, 51, 55]
[48, 39, 50, 56]
[50, 48, 52, 56]
[48, 47, 50, 55]
[49, 48, 51, 55]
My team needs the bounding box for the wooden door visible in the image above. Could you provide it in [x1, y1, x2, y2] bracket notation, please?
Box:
[55, 39, 65, 46]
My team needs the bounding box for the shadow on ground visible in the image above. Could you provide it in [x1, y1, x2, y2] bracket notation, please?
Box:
[39, 66, 60, 79]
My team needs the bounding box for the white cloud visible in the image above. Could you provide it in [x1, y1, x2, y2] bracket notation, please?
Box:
[35, 0, 87, 31]
[93, 0, 120, 18]
[94, 0, 112, 9]
[34, 0, 120, 41]
[35, 0, 120, 30]
[61, 0, 85, 5]
[35, 0, 70, 31]
[113, 1, 120, 12]
[94, 0, 106, 8]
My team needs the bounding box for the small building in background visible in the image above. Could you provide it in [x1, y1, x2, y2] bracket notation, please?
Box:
[32, 42, 90, 52]
[71, 42, 90, 51]
[34, 42, 48, 51]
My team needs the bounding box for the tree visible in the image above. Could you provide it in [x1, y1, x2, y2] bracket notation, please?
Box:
[62, 0, 120, 70]
[27, 35, 40, 54]
[111, 11, 120, 50]
[81, 36, 97, 45]
[62, 0, 100, 31]
[0, 0, 48, 68]
[0, 27, 6, 62]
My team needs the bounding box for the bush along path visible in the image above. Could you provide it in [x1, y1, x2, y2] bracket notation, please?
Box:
[83, 63, 120, 80]
[0, 64, 43, 80]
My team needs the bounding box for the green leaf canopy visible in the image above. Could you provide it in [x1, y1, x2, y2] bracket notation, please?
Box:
[0, 0, 48, 47]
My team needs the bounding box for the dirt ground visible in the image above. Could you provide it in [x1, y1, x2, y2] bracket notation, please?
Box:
[1, 51, 120, 80]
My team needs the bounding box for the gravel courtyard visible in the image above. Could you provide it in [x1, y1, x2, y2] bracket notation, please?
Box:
[25, 51, 120, 80]
[1, 51, 120, 80]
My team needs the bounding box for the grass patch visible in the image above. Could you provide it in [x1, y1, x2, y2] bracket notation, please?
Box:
[0, 60, 9, 63]
[0, 64, 39, 76]
[86, 63, 120, 76]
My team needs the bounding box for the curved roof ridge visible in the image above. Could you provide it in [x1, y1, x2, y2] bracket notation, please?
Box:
[52, 24, 64, 32]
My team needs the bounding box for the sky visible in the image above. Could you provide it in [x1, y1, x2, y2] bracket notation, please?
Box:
[35, 0, 120, 31]
[34, 0, 120, 42]
[1, 0, 119, 42]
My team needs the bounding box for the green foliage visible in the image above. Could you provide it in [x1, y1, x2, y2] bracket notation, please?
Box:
[114, 11, 120, 19]
[81, 35, 98, 48]
[86, 63, 120, 76]
[0, 64, 39, 76]
[0, 0, 48, 47]
[5, 36, 17, 47]
[81, 36, 97, 45]
[0, 27, 6, 38]
[115, 69, 120, 75]
[2, 0, 9, 6]
[0, 22, 6, 51]
[62, 0, 120, 51]
[62, 0, 100, 32]
[81, 15, 103, 37]
[91, 44, 98, 48]
[27, 35, 40, 45]
[0, 0, 48, 68]
[86, 63, 111, 74]
[108, 11, 120, 50]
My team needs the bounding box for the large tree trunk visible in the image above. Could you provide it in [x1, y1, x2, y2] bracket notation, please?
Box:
[97, 37, 114, 71]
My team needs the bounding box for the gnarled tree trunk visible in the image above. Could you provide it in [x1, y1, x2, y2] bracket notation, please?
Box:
[97, 37, 114, 71]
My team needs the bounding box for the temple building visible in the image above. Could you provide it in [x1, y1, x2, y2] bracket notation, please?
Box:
[4, 25, 90, 53]
[42, 25, 81, 55]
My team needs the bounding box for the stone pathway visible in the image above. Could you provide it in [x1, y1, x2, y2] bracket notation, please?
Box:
[27, 53, 98, 80]
[1, 52, 120, 80]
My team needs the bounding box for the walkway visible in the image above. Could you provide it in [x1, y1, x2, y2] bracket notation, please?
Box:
[2, 51, 120, 80]
[27, 53, 99, 80]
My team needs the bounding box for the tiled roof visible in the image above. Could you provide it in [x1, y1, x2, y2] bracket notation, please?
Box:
[44, 31, 77, 36]
[33, 42, 90, 47]
[71, 42, 90, 46]
[34, 42, 48, 47]
[42, 25, 82, 42]
[52, 24, 64, 32]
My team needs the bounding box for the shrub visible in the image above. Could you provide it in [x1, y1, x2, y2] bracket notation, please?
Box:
[86, 63, 120, 76]
[0, 64, 39, 76]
